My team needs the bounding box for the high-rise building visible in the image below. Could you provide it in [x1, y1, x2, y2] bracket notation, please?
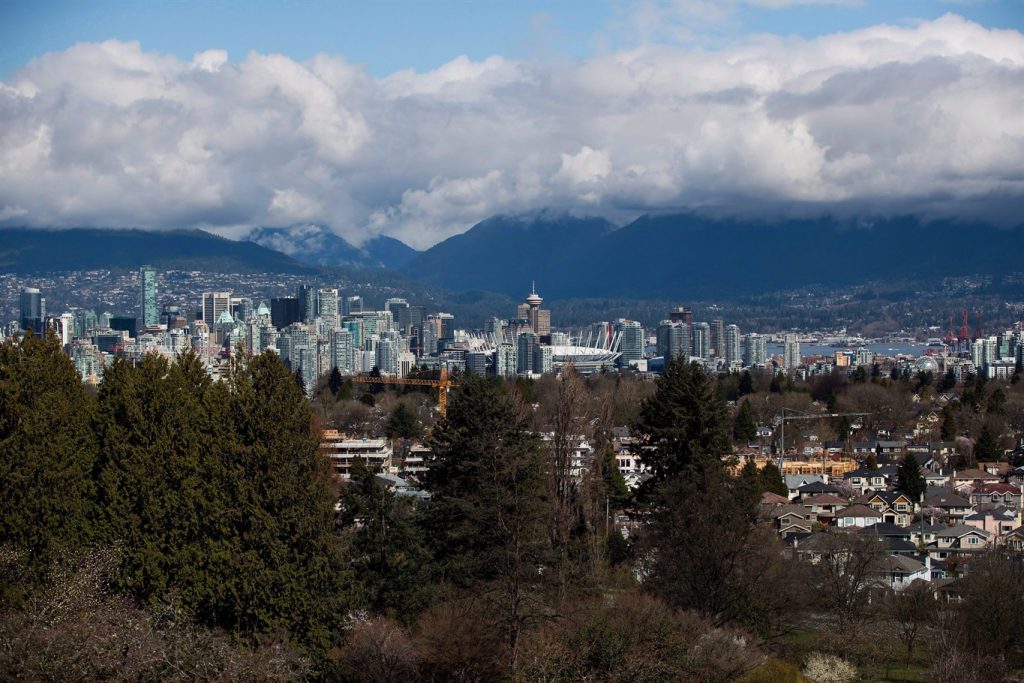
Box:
[669, 306, 693, 324]
[19, 287, 43, 335]
[692, 322, 711, 359]
[656, 321, 691, 361]
[140, 266, 158, 328]
[202, 292, 231, 324]
[517, 332, 538, 374]
[616, 320, 645, 364]
[520, 284, 551, 337]
[532, 344, 552, 374]
[330, 328, 354, 373]
[297, 284, 315, 322]
[495, 343, 517, 377]
[343, 295, 363, 316]
[375, 338, 399, 375]
[438, 313, 455, 345]
[710, 319, 725, 358]
[385, 298, 410, 334]
[725, 324, 741, 367]
[318, 289, 340, 330]
[271, 297, 301, 330]
[783, 334, 801, 370]
[743, 333, 767, 367]
[466, 351, 488, 376]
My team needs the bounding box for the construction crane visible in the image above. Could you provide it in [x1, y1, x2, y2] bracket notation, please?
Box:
[350, 366, 458, 418]
[774, 407, 872, 470]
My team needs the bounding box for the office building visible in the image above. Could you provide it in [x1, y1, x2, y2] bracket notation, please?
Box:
[437, 313, 455, 346]
[140, 266, 158, 327]
[495, 343, 517, 377]
[385, 298, 410, 334]
[517, 332, 539, 374]
[271, 297, 301, 330]
[466, 351, 489, 376]
[669, 306, 693, 324]
[109, 316, 138, 339]
[343, 295, 363, 316]
[202, 292, 231, 324]
[19, 287, 43, 335]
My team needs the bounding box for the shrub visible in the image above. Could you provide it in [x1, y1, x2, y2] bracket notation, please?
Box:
[803, 652, 857, 683]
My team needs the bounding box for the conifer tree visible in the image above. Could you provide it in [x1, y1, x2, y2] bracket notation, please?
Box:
[424, 374, 551, 671]
[634, 358, 730, 484]
[941, 407, 958, 441]
[224, 351, 351, 646]
[733, 399, 758, 443]
[384, 402, 421, 440]
[895, 452, 926, 501]
[0, 332, 96, 577]
[760, 462, 788, 497]
[974, 422, 1002, 461]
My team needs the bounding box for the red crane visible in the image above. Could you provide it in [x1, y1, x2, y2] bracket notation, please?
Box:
[959, 309, 970, 342]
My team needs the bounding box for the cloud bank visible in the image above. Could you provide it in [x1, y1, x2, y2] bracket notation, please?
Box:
[1, 14, 1022, 249]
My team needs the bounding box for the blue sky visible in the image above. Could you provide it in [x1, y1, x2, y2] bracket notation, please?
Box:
[2, 1, 1022, 78]
[1, 2, 1022, 246]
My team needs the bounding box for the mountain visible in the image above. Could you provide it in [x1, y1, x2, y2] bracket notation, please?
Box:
[0, 227, 317, 274]
[245, 225, 418, 270]
[403, 213, 1024, 299]
[401, 213, 616, 296]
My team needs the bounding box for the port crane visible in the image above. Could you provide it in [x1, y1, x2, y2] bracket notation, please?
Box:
[350, 366, 458, 418]
[774, 407, 872, 470]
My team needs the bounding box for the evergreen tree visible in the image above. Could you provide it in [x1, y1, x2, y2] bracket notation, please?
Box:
[937, 369, 957, 392]
[941, 407, 958, 441]
[895, 452, 926, 502]
[384, 402, 421, 440]
[836, 415, 852, 441]
[328, 367, 343, 397]
[760, 462, 788, 497]
[852, 365, 867, 383]
[865, 453, 879, 470]
[0, 332, 96, 581]
[737, 371, 754, 397]
[733, 399, 757, 443]
[769, 372, 783, 394]
[224, 351, 352, 646]
[975, 422, 1002, 461]
[339, 460, 433, 621]
[424, 374, 551, 670]
[634, 358, 730, 484]
[599, 446, 630, 509]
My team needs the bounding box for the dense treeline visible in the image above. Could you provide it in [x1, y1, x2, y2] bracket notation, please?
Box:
[3, 333, 1024, 681]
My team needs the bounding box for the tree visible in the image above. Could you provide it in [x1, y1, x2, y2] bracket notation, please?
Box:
[955, 552, 1024, 667]
[634, 358, 730, 486]
[895, 452, 926, 502]
[888, 581, 934, 670]
[339, 460, 434, 621]
[813, 531, 886, 625]
[865, 453, 879, 470]
[424, 375, 551, 673]
[738, 370, 754, 397]
[937, 369, 957, 392]
[327, 366, 343, 397]
[974, 422, 1002, 461]
[383, 402, 421, 440]
[760, 462, 788, 497]
[941, 407, 958, 441]
[733, 399, 758, 443]
[642, 467, 800, 633]
[0, 332, 96, 585]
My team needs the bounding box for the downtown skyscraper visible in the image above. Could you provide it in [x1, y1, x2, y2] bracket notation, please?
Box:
[140, 266, 158, 328]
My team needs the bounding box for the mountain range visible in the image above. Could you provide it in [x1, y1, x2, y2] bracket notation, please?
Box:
[0, 227, 316, 274]
[400, 213, 1024, 299]
[245, 225, 419, 270]
[4, 215, 1023, 304]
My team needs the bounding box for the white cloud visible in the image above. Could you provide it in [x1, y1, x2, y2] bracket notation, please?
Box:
[0, 14, 1022, 249]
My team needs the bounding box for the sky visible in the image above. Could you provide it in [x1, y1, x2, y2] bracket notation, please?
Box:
[1, 0, 1023, 248]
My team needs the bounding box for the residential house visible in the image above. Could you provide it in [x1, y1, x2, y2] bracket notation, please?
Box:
[964, 505, 1020, 542]
[802, 494, 847, 524]
[771, 504, 814, 538]
[835, 504, 884, 529]
[970, 483, 1023, 512]
[951, 468, 1001, 495]
[931, 525, 990, 560]
[875, 555, 931, 591]
[785, 474, 827, 500]
[843, 468, 888, 495]
[924, 490, 973, 524]
[866, 491, 916, 526]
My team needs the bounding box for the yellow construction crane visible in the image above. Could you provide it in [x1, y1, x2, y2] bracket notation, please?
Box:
[350, 366, 458, 418]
